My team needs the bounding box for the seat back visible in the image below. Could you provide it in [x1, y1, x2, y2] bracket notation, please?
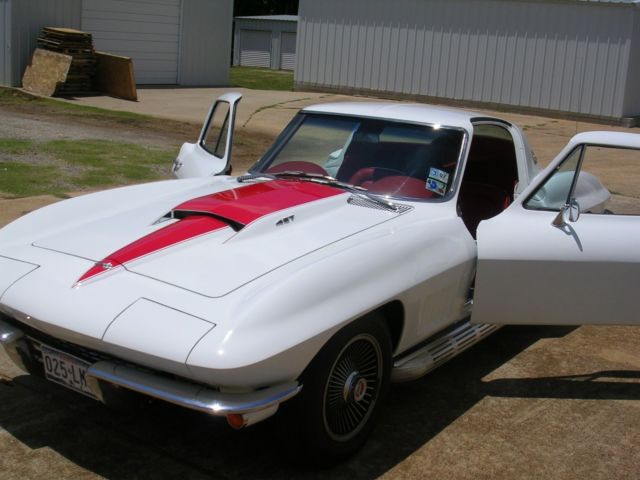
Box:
[458, 182, 510, 238]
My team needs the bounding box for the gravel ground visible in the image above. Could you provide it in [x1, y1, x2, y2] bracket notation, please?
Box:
[0, 110, 181, 148]
[1, 325, 638, 480]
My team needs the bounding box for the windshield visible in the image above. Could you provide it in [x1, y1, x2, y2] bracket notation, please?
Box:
[251, 113, 465, 201]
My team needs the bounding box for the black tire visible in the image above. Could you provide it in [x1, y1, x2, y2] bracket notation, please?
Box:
[288, 312, 392, 465]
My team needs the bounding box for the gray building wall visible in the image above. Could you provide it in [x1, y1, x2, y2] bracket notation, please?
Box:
[82, 0, 182, 85]
[234, 17, 297, 70]
[624, 8, 640, 116]
[296, 0, 639, 123]
[280, 31, 296, 70]
[1, 0, 10, 86]
[0, 0, 230, 87]
[180, 0, 233, 85]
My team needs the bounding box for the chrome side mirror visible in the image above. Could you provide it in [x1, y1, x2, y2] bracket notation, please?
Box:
[552, 198, 581, 227]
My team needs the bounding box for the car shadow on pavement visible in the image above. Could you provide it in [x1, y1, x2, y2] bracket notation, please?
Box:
[0, 325, 596, 479]
[484, 370, 640, 400]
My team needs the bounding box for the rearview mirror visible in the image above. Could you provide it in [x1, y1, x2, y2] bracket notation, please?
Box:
[552, 198, 580, 227]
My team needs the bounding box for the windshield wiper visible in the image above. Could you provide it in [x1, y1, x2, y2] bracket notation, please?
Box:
[238, 170, 400, 212]
[271, 171, 401, 212]
[236, 172, 275, 183]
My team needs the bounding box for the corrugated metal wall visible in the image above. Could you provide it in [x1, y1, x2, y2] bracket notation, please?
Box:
[296, 0, 637, 120]
[0, 0, 9, 86]
[623, 8, 640, 116]
[179, 0, 232, 85]
[9, 0, 81, 86]
[234, 18, 297, 70]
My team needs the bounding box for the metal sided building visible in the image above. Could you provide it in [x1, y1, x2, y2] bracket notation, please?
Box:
[0, 0, 233, 87]
[295, 0, 640, 125]
[233, 15, 298, 70]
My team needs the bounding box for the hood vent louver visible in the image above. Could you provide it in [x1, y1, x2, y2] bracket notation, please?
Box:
[347, 195, 413, 214]
[172, 210, 245, 232]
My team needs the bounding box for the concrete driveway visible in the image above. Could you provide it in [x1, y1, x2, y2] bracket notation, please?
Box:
[64, 87, 359, 137]
[64, 87, 636, 166]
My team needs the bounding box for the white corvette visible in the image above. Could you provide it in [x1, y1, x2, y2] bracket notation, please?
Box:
[1, 93, 638, 461]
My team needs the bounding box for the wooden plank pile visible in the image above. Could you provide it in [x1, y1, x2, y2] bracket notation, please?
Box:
[22, 49, 73, 97]
[95, 52, 138, 101]
[36, 27, 96, 95]
[22, 26, 137, 101]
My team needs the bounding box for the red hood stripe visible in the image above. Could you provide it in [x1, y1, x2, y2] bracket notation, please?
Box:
[173, 179, 344, 225]
[76, 215, 226, 284]
[75, 180, 343, 285]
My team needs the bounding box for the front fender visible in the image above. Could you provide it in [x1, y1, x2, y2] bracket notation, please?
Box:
[186, 212, 472, 387]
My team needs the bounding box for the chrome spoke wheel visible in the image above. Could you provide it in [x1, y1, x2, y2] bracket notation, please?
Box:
[322, 333, 383, 442]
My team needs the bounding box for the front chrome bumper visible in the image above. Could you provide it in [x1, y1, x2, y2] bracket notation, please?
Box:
[86, 361, 301, 416]
[0, 317, 34, 373]
[0, 317, 301, 426]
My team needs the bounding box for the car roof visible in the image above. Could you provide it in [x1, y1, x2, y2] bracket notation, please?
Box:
[302, 102, 500, 130]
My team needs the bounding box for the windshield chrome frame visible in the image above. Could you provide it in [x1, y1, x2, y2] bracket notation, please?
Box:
[249, 112, 470, 204]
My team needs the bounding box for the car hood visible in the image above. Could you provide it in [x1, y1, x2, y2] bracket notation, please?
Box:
[25, 178, 404, 297]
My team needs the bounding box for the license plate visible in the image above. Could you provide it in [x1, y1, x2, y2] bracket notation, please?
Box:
[41, 344, 96, 399]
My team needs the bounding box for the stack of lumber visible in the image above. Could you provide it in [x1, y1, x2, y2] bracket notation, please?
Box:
[36, 27, 96, 95]
[95, 52, 138, 101]
[23, 26, 137, 101]
[22, 49, 73, 97]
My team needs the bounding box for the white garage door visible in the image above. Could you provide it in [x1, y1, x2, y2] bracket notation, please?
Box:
[280, 32, 296, 71]
[82, 0, 181, 84]
[239, 30, 271, 68]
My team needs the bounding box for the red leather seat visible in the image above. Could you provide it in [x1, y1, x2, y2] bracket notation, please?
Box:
[368, 176, 436, 200]
[349, 167, 376, 187]
[458, 182, 511, 238]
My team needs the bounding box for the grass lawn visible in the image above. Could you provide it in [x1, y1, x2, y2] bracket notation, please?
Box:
[0, 139, 176, 197]
[230, 66, 294, 91]
[0, 87, 183, 197]
[0, 86, 274, 198]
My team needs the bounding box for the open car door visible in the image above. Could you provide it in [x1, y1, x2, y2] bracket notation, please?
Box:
[173, 92, 242, 178]
[472, 132, 640, 326]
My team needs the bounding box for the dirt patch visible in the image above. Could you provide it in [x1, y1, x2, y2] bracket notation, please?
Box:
[0, 109, 182, 148]
[0, 88, 200, 141]
[0, 194, 75, 227]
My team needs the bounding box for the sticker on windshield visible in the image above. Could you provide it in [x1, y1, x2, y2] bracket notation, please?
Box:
[426, 168, 449, 196]
[429, 168, 449, 184]
[426, 178, 447, 196]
